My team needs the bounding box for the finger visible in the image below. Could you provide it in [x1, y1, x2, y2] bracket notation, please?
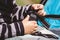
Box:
[42, 12, 46, 16]
[38, 10, 46, 16]
[33, 28, 37, 31]
[38, 10, 42, 14]
[40, 11, 46, 16]
[34, 24, 38, 28]
[32, 31, 36, 33]
[30, 21, 37, 24]
[31, 28, 37, 33]
[32, 4, 38, 10]
[38, 4, 44, 10]
[31, 30, 36, 33]
[31, 23, 38, 28]
[32, 4, 44, 10]
[38, 10, 43, 15]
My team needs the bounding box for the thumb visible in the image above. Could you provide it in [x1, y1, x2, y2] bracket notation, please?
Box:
[24, 15, 30, 21]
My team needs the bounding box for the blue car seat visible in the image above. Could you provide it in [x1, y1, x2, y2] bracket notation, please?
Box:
[37, 0, 60, 29]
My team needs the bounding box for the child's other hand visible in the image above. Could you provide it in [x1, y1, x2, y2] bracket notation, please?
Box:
[32, 4, 46, 16]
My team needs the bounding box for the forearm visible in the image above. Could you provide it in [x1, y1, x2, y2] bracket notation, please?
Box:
[11, 4, 33, 21]
[0, 21, 24, 39]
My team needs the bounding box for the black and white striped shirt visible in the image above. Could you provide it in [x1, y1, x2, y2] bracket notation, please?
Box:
[0, 0, 32, 39]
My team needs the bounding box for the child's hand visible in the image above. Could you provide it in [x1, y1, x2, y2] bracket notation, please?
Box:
[22, 15, 38, 34]
[32, 4, 46, 16]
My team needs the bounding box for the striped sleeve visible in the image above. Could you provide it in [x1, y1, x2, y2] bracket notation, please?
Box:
[11, 5, 32, 21]
[19, 5, 32, 19]
[0, 21, 24, 39]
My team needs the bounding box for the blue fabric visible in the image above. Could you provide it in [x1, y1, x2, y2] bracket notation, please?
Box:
[37, 0, 60, 29]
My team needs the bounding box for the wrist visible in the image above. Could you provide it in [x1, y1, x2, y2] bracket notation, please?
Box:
[19, 21, 24, 35]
